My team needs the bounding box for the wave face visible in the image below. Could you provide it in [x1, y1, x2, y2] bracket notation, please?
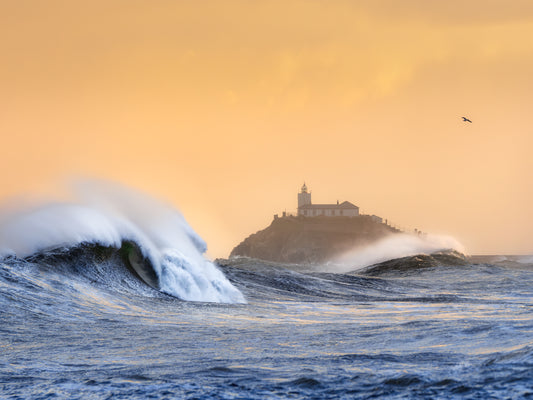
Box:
[330, 233, 466, 273]
[0, 180, 245, 304]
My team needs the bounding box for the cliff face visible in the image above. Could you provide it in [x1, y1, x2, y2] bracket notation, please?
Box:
[230, 215, 400, 264]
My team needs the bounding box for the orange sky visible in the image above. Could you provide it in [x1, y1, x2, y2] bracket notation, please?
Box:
[1, 1, 533, 257]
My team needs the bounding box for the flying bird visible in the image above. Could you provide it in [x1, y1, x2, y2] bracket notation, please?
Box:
[462, 116, 472, 123]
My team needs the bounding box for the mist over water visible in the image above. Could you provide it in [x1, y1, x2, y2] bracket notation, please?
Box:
[0, 180, 245, 303]
[331, 233, 466, 272]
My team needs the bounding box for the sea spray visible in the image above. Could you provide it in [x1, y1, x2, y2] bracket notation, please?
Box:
[0, 203, 124, 258]
[0, 180, 245, 304]
[331, 233, 466, 273]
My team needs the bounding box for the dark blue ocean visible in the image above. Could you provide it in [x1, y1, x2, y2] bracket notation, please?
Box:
[1, 249, 533, 399]
[1, 184, 532, 399]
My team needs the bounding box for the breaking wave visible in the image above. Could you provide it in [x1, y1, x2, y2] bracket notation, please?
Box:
[330, 233, 466, 273]
[0, 180, 245, 304]
[356, 251, 469, 276]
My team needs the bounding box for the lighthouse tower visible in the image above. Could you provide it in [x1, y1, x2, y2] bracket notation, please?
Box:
[298, 183, 312, 209]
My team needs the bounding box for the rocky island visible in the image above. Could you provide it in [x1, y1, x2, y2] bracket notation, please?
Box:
[230, 183, 401, 264]
[230, 214, 400, 264]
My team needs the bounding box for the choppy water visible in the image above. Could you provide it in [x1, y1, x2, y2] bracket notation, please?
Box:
[2, 249, 533, 399]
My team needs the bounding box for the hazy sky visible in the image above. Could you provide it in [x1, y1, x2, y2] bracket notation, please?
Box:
[1, 1, 532, 257]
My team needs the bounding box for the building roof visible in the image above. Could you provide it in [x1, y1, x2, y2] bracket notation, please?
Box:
[299, 201, 359, 210]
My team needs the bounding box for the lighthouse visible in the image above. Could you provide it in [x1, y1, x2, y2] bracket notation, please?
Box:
[297, 183, 312, 208]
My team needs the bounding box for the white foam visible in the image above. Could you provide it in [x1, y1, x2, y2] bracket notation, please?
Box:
[0, 180, 245, 304]
[517, 255, 533, 264]
[330, 233, 466, 273]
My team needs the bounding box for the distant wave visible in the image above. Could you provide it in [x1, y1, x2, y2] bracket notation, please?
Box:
[329, 233, 466, 273]
[0, 180, 245, 304]
[357, 251, 468, 276]
[217, 253, 471, 303]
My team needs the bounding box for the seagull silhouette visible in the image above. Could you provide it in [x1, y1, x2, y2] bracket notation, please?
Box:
[462, 116, 472, 123]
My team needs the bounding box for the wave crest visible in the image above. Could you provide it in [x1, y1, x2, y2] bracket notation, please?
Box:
[0, 180, 245, 304]
[330, 233, 466, 273]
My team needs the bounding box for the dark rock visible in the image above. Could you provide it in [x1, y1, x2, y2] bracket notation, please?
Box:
[230, 215, 400, 264]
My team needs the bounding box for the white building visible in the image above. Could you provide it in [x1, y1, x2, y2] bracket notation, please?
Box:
[297, 183, 359, 217]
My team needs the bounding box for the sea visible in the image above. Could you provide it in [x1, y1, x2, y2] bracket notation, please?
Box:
[1, 182, 532, 399]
